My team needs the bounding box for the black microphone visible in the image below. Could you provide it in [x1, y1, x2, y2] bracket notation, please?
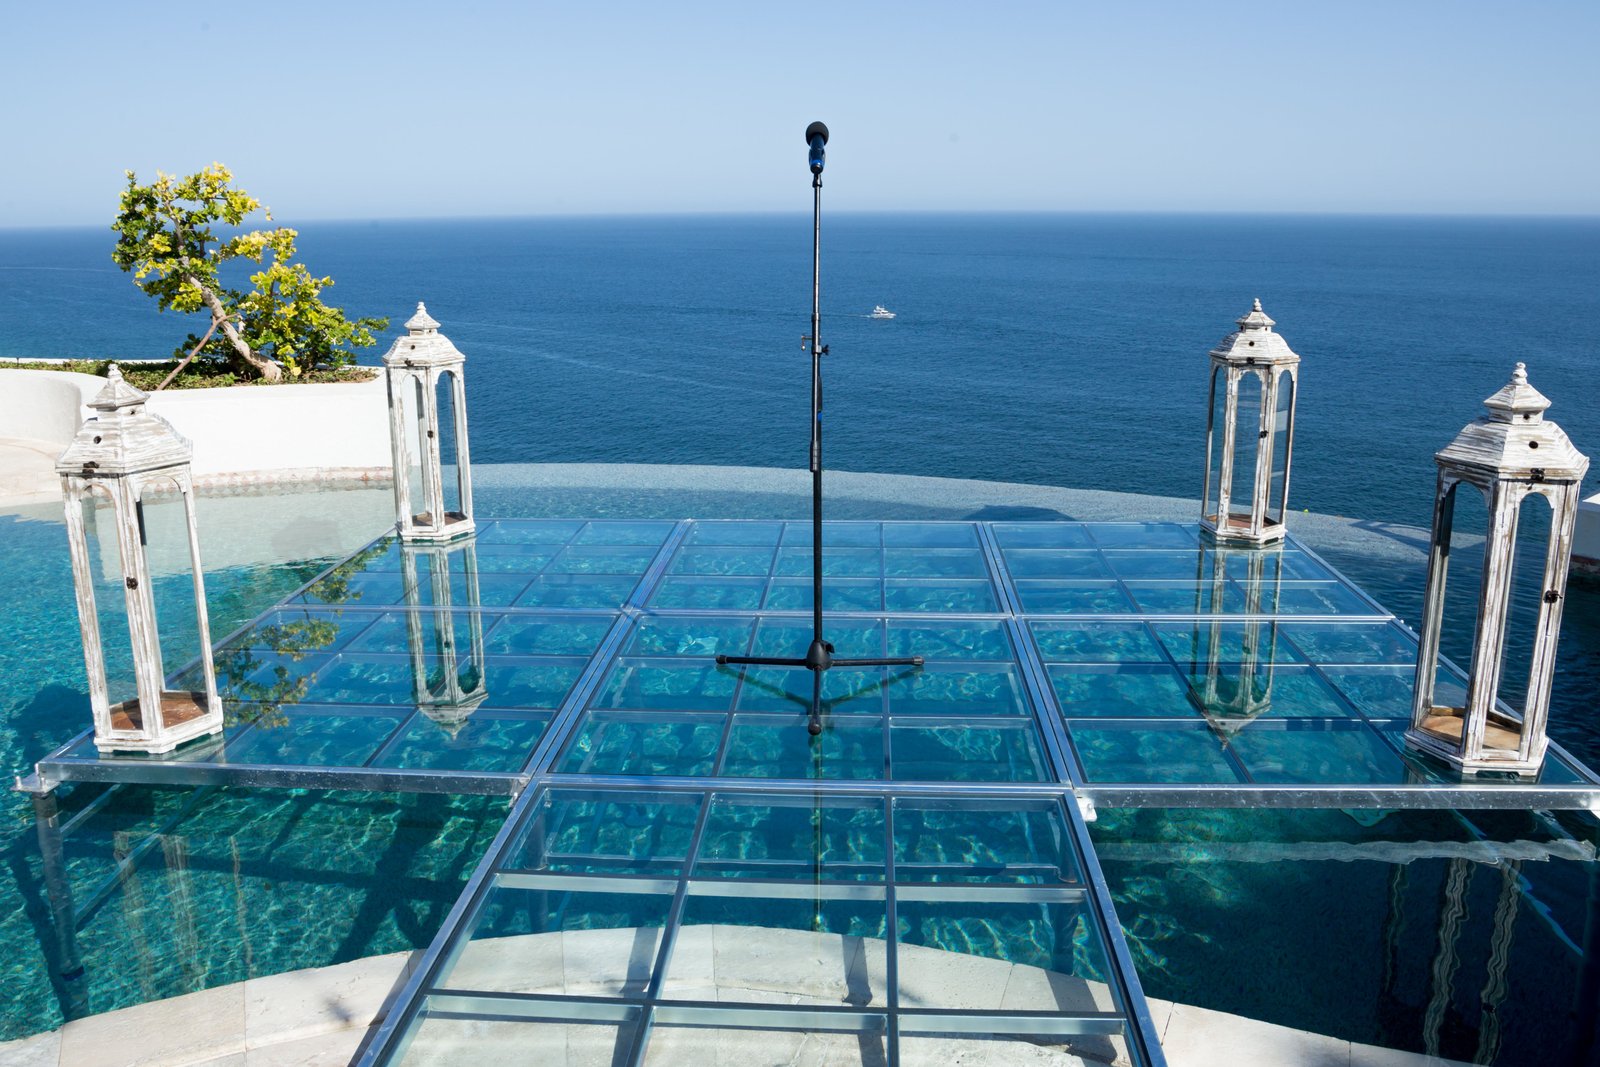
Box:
[806, 121, 828, 174]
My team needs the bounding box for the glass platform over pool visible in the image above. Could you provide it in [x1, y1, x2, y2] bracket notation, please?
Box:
[24, 518, 1600, 1067]
[29, 518, 1600, 809]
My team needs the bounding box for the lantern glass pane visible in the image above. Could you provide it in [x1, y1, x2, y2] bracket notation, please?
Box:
[1228, 370, 1263, 531]
[1204, 365, 1226, 524]
[407, 376, 427, 521]
[79, 484, 137, 707]
[1487, 490, 1558, 745]
[1417, 482, 1489, 747]
[436, 369, 464, 518]
[139, 477, 204, 686]
[1268, 369, 1293, 524]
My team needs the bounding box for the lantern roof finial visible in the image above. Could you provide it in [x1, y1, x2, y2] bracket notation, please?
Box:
[405, 302, 441, 334]
[1482, 362, 1551, 424]
[383, 300, 465, 368]
[87, 363, 149, 414]
[1210, 298, 1298, 367]
[1236, 298, 1275, 331]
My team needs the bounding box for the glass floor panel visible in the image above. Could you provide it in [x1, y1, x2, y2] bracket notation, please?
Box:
[553, 614, 1050, 783]
[380, 783, 1158, 1067]
[994, 530, 1380, 620]
[649, 523, 1006, 615]
[80, 603, 622, 783]
[39, 518, 1600, 804]
[292, 520, 674, 611]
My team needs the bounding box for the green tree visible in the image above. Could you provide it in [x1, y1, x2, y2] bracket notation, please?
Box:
[111, 164, 386, 382]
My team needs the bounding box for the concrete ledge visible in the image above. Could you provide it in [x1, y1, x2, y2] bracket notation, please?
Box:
[185, 468, 391, 493]
[0, 933, 1478, 1067]
[0, 369, 101, 447]
[1152, 1000, 1473, 1067]
[0, 951, 416, 1067]
[0, 438, 71, 506]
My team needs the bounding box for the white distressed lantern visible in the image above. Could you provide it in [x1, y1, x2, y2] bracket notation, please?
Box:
[400, 538, 487, 735]
[384, 303, 475, 542]
[56, 365, 223, 753]
[1407, 363, 1589, 776]
[1201, 299, 1301, 545]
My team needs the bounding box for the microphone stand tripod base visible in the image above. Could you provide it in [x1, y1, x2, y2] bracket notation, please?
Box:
[716, 646, 926, 735]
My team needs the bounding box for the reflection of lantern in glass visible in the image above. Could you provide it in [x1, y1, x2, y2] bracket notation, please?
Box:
[1201, 300, 1301, 545]
[400, 538, 487, 736]
[384, 303, 475, 543]
[56, 366, 223, 753]
[1407, 364, 1588, 776]
[1190, 542, 1286, 734]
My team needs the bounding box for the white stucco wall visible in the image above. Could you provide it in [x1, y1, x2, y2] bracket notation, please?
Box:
[0, 369, 399, 497]
[0, 368, 101, 447]
[143, 373, 394, 479]
[1574, 491, 1600, 572]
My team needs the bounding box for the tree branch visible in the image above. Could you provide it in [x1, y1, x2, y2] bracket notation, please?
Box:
[185, 273, 281, 382]
[156, 314, 227, 390]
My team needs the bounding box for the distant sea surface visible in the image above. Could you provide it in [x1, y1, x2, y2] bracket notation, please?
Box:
[2, 213, 1597, 525]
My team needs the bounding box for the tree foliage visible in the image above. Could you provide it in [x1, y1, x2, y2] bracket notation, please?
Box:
[111, 164, 386, 382]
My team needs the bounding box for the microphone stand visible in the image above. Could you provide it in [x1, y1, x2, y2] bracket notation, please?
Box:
[717, 122, 922, 736]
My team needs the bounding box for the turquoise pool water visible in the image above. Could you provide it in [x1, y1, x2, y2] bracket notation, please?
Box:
[1094, 805, 1600, 1066]
[0, 506, 505, 1041]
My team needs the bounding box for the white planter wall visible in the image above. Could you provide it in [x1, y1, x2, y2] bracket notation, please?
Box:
[145, 374, 394, 480]
[1575, 492, 1600, 574]
[1, 368, 401, 484]
[0, 369, 101, 447]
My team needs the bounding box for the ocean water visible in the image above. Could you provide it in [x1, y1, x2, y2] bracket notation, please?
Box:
[3, 213, 1597, 526]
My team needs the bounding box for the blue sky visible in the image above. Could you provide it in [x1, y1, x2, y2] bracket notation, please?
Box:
[2, 0, 1596, 226]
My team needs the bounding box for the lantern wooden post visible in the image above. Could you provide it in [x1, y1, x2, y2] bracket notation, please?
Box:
[1406, 363, 1589, 775]
[1201, 299, 1301, 545]
[56, 365, 223, 753]
[384, 303, 475, 542]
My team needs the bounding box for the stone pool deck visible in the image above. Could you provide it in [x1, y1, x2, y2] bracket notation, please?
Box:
[0, 944, 1473, 1067]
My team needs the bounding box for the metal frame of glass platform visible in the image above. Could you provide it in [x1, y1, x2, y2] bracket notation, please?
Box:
[17, 517, 1600, 1067]
[24, 518, 1600, 812]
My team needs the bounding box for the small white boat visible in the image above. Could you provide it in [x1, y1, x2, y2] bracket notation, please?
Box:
[869, 305, 896, 319]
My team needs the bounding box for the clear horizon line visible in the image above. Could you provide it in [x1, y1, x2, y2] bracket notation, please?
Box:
[4, 206, 1599, 234]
